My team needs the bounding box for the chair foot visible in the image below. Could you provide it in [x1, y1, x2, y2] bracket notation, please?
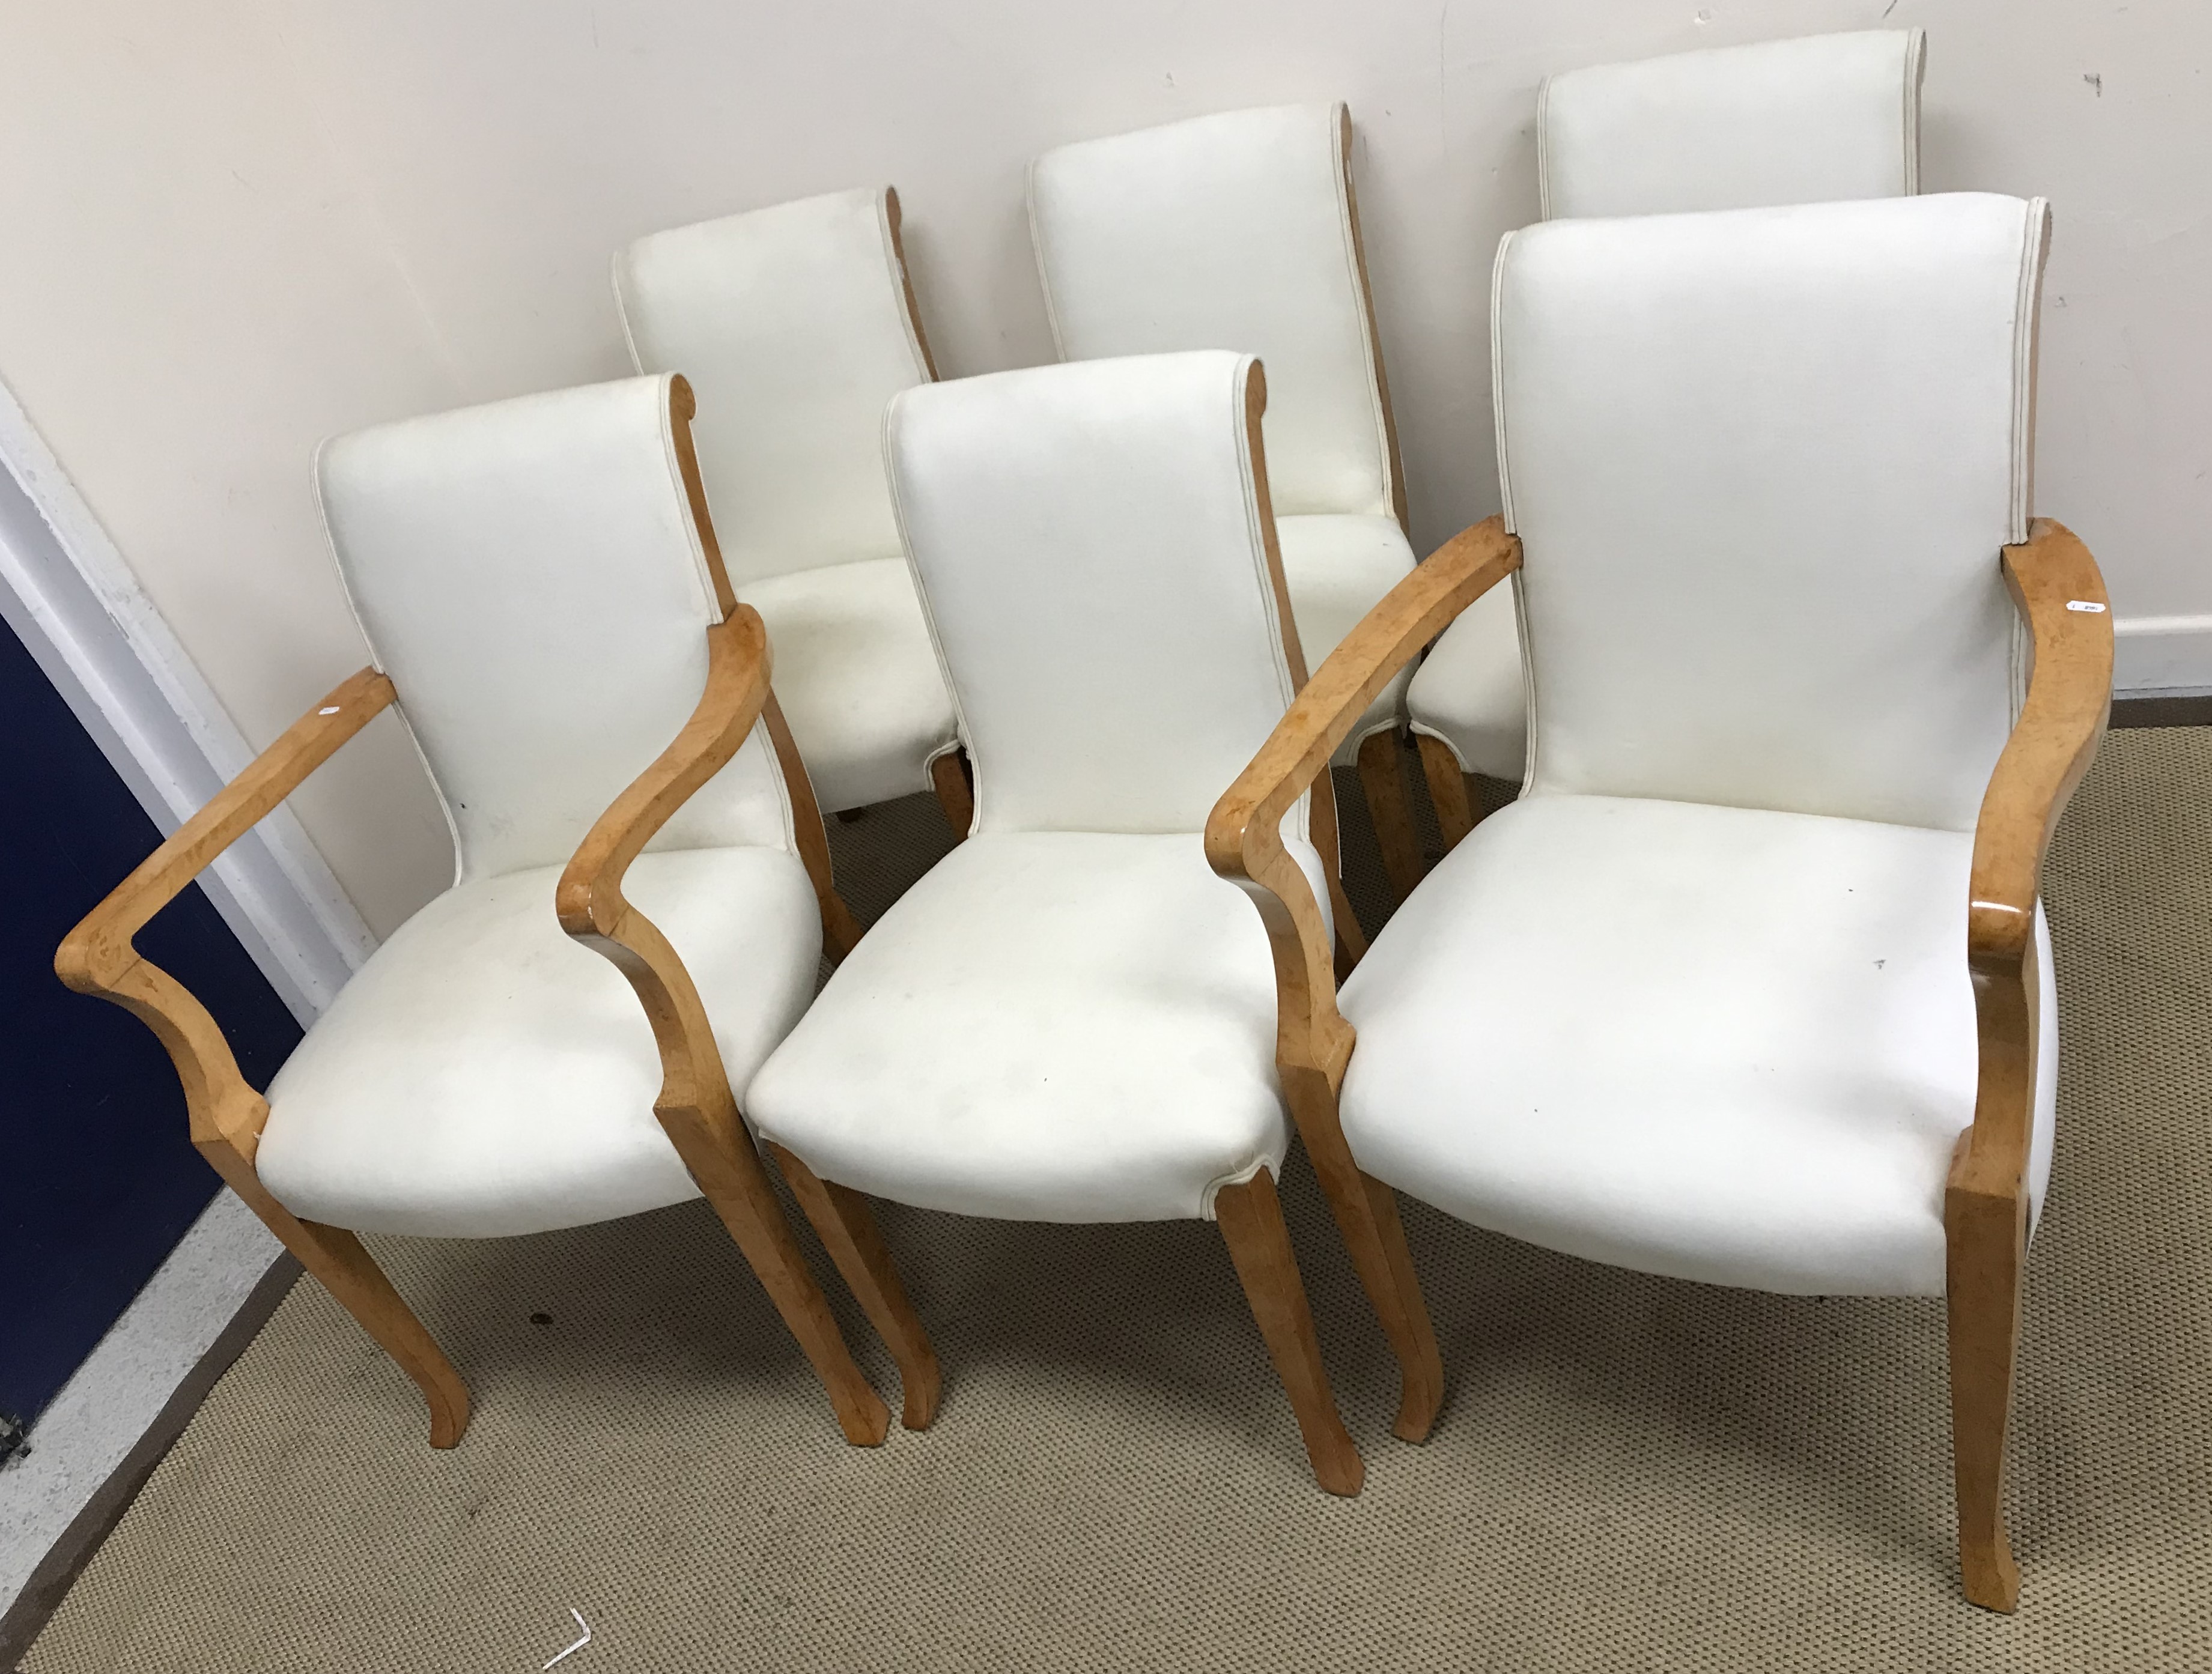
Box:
[1413, 733, 1478, 854]
[220, 1168, 472, 1448]
[1355, 732, 1424, 900]
[1360, 1175, 1446, 1443]
[771, 1145, 943, 1430]
[663, 1112, 890, 1447]
[1214, 1170, 1364, 1497]
[929, 749, 975, 841]
[1946, 1159, 2028, 1613]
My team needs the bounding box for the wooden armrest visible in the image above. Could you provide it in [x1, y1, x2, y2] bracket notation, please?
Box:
[55, 666, 397, 1156]
[556, 606, 774, 1112]
[1206, 515, 1521, 1076]
[1955, 518, 2113, 1190]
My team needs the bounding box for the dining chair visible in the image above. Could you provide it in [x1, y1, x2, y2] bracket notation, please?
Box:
[1028, 103, 1430, 903]
[616, 187, 971, 834]
[744, 350, 1370, 1494]
[1408, 27, 1929, 848]
[1210, 192, 2109, 1609]
[58, 374, 894, 1450]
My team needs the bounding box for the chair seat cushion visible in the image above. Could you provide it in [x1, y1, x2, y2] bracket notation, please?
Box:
[1338, 793, 2056, 1296]
[256, 846, 822, 1238]
[741, 556, 959, 813]
[1406, 581, 1528, 781]
[1275, 514, 1416, 760]
[747, 831, 1329, 1224]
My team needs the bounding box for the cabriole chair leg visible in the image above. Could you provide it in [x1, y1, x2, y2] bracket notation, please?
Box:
[1214, 1169, 1365, 1497]
[219, 1169, 471, 1449]
[1946, 1168, 2028, 1612]
[1413, 732, 1478, 854]
[1355, 730, 1425, 899]
[1282, 1070, 1445, 1443]
[658, 1109, 892, 1447]
[770, 1144, 943, 1430]
[929, 749, 976, 840]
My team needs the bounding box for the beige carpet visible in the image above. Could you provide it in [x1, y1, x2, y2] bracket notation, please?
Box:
[23, 732, 2212, 1672]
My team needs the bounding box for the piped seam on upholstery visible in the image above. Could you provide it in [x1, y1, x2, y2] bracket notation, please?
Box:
[881, 394, 985, 832]
[873, 186, 937, 385]
[1024, 158, 1073, 365]
[1199, 1156, 1274, 1222]
[1332, 103, 1399, 523]
[1901, 29, 1927, 196]
[312, 436, 468, 890]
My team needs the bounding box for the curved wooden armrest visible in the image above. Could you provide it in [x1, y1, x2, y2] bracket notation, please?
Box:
[1206, 515, 1522, 1076]
[55, 666, 397, 1157]
[1956, 518, 2113, 1189]
[556, 606, 776, 1116]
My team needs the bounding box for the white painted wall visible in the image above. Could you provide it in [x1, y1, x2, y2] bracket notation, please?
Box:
[1, 0, 2204, 927]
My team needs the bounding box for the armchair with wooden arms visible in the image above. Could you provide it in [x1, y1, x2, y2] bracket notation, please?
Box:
[58, 374, 902, 1451]
[1407, 26, 1930, 849]
[1209, 193, 2110, 1609]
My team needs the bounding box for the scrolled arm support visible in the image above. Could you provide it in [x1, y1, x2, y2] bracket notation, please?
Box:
[1956, 519, 2112, 1191]
[55, 666, 397, 1163]
[1207, 515, 1522, 1080]
[556, 606, 775, 1130]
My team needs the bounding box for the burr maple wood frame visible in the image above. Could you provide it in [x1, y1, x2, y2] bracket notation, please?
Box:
[56, 378, 896, 1451]
[1206, 514, 2111, 1610]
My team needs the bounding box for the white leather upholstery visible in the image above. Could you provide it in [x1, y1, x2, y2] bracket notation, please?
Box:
[1030, 106, 1393, 518]
[616, 188, 930, 583]
[318, 375, 797, 881]
[273, 377, 822, 1239]
[889, 353, 1305, 839]
[750, 352, 1319, 1224]
[1338, 795, 2056, 1296]
[1344, 195, 2059, 1300]
[1276, 515, 1417, 756]
[740, 557, 959, 814]
[1403, 583, 1528, 781]
[258, 847, 821, 1237]
[1030, 106, 1408, 756]
[616, 189, 958, 810]
[1501, 195, 2041, 829]
[1540, 29, 1924, 222]
[1408, 29, 1925, 780]
[748, 832, 1330, 1222]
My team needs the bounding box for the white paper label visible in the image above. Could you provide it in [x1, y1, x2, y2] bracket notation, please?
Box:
[2065, 600, 2107, 613]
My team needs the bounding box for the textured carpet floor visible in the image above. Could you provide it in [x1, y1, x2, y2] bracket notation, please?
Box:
[22, 732, 2212, 1672]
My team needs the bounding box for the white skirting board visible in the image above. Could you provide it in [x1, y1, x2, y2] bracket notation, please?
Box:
[0, 1194, 293, 1661]
[2113, 613, 2212, 696]
[0, 380, 369, 1637]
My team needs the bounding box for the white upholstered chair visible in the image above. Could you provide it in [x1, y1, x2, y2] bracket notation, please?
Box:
[1407, 28, 1928, 846]
[616, 187, 971, 831]
[59, 374, 898, 1450]
[1211, 195, 2110, 1609]
[746, 350, 1372, 1494]
[1029, 103, 1430, 900]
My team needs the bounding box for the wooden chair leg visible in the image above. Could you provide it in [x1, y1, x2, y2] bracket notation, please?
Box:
[658, 1111, 891, 1447]
[1214, 1170, 1364, 1497]
[770, 1145, 942, 1431]
[210, 1165, 471, 1448]
[1414, 732, 1478, 854]
[1946, 1159, 2028, 1612]
[1281, 1069, 1446, 1443]
[1355, 730, 1425, 899]
[929, 748, 975, 841]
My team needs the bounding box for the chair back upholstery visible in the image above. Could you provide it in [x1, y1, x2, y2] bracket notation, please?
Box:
[1541, 29, 1923, 220]
[1495, 192, 2048, 832]
[616, 187, 932, 586]
[318, 374, 794, 882]
[887, 351, 1305, 838]
[1029, 105, 1396, 521]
